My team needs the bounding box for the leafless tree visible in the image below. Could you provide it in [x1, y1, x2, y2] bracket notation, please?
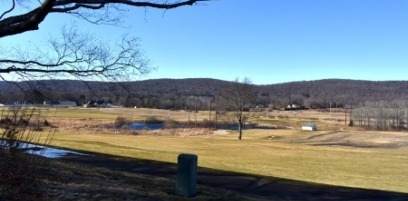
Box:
[0, 1, 208, 197]
[222, 78, 255, 140]
[0, 0, 209, 81]
[351, 100, 408, 131]
[0, 0, 209, 38]
[1, 26, 151, 82]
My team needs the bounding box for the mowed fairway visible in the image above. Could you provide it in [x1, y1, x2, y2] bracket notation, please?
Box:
[47, 129, 408, 193]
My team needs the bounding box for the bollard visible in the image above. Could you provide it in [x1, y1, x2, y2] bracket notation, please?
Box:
[176, 153, 197, 197]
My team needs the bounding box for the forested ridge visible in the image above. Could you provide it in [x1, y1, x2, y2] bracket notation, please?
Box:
[1, 78, 407, 109]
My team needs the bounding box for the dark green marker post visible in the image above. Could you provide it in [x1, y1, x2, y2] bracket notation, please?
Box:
[176, 153, 197, 197]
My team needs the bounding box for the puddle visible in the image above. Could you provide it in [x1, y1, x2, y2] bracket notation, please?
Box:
[0, 140, 88, 158]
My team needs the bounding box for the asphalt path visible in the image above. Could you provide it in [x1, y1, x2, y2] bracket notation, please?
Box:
[59, 152, 408, 201]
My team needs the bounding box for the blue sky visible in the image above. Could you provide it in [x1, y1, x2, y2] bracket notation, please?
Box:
[2, 0, 408, 84]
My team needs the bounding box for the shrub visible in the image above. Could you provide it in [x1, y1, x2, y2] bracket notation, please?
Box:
[114, 116, 128, 128]
[0, 107, 54, 200]
[43, 119, 51, 127]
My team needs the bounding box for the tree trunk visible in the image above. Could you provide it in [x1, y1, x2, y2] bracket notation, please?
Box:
[215, 111, 218, 130]
[238, 122, 243, 140]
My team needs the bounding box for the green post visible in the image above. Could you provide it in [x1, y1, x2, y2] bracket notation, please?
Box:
[176, 153, 197, 197]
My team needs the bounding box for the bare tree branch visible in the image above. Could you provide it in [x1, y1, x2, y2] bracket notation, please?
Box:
[0, 0, 210, 38]
[0, 0, 16, 20]
[0, 27, 151, 81]
[0, 0, 56, 37]
[221, 78, 256, 140]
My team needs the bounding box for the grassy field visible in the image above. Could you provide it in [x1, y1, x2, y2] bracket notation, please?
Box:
[45, 129, 408, 193]
[34, 109, 408, 192]
[4, 107, 408, 194]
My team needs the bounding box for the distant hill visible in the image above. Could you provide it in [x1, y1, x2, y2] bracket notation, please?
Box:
[257, 79, 408, 108]
[1, 78, 407, 109]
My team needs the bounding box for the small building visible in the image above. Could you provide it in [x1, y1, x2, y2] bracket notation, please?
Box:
[285, 104, 306, 111]
[301, 123, 317, 131]
[83, 100, 106, 108]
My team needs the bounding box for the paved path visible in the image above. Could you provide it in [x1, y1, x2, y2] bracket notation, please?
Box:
[60, 152, 408, 201]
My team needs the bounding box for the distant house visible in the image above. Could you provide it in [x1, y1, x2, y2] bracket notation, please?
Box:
[285, 104, 306, 111]
[301, 123, 317, 131]
[83, 100, 106, 108]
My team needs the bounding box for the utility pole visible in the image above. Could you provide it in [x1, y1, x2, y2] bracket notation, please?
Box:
[349, 104, 353, 126]
[194, 97, 197, 128]
[215, 111, 218, 130]
[208, 95, 215, 129]
[330, 101, 332, 123]
[345, 106, 347, 125]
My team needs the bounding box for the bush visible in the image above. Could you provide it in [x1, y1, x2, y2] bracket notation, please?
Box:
[0, 107, 54, 200]
[114, 116, 128, 128]
[43, 119, 51, 127]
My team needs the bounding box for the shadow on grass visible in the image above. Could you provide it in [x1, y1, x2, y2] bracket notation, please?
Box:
[57, 150, 408, 201]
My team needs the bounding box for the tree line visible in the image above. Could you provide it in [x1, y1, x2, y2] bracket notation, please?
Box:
[1, 79, 408, 111]
[351, 100, 408, 131]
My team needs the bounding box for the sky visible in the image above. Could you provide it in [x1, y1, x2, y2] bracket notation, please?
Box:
[1, 0, 408, 85]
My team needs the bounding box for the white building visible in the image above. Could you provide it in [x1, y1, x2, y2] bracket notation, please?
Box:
[301, 123, 317, 131]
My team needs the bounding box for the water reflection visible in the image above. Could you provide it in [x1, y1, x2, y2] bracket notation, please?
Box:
[0, 140, 87, 158]
[129, 123, 165, 130]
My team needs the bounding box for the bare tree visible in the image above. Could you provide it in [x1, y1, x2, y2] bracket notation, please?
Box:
[222, 78, 255, 140]
[1, 26, 151, 82]
[0, 0, 209, 81]
[351, 100, 408, 131]
[0, 0, 209, 38]
[0, 1, 208, 197]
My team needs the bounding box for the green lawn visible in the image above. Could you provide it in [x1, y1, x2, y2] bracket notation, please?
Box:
[46, 129, 408, 193]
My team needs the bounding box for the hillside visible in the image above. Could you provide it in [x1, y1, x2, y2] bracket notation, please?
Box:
[257, 79, 408, 108]
[0, 78, 407, 109]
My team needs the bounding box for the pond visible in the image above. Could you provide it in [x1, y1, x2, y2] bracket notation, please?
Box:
[129, 123, 165, 130]
[0, 140, 88, 159]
